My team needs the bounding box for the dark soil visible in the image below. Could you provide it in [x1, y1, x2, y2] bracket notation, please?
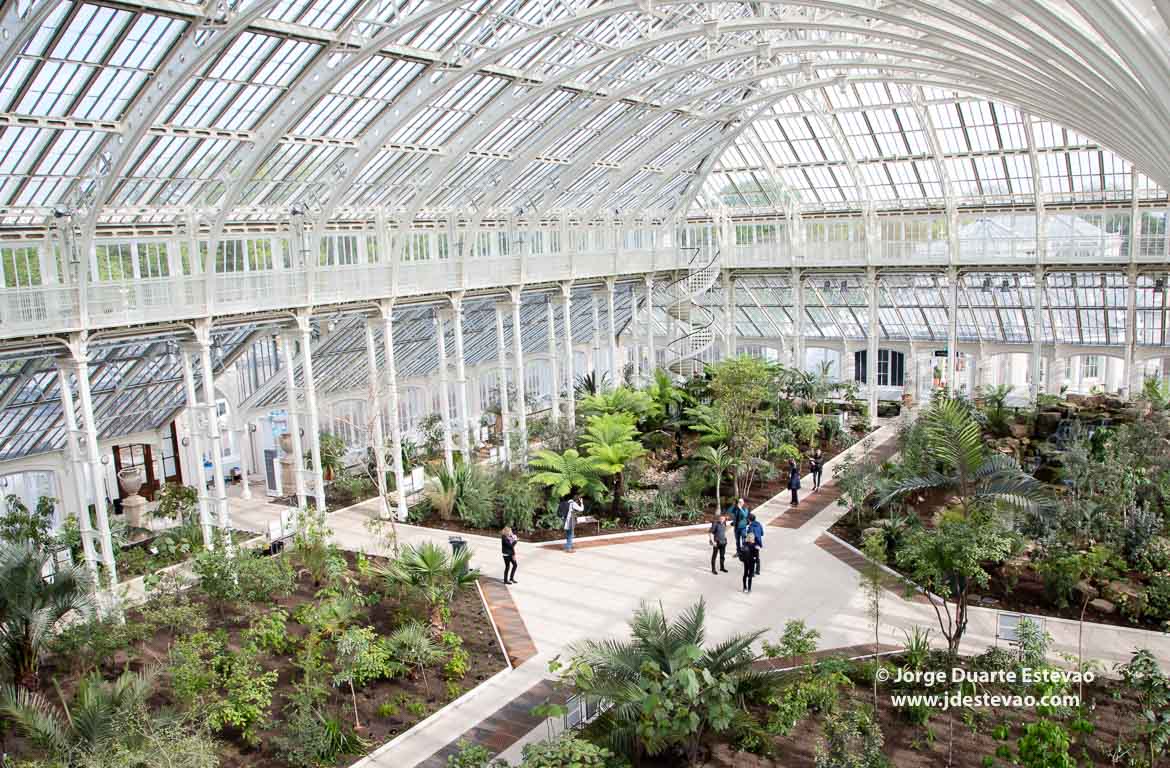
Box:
[29, 552, 506, 768]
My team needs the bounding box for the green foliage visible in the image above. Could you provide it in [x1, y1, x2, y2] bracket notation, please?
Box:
[447, 740, 494, 768]
[294, 506, 337, 587]
[767, 659, 853, 736]
[333, 625, 404, 689]
[880, 396, 1052, 522]
[308, 432, 348, 477]
[896, 510, 1015, 655]
[442, 632, 470, 681]
[791, 414, 820, 446]
[1016, 720, 1076, 768]
[1118, 649, 1170, 768]
[518, 735, 616, 767]
[0, 542, 95, 687]
[154, 483, 198, 524]
[386, 623, 444, 695]
[497, 471, 537, 533]
[528, 448, 605, 500]
[191, 544, 240, 613]
[561, 598, 768, 762]
[814, 705, 890, 768]
[707, 356, 774, 497]
[582, 412, 647, 517]
[579, 386, 658, 422]
[763, 619, 820, 664]
[274, 705, 367, 768]
[1, 495, 56, 550]
[239, 551, 296, 603]
[379, 541, 478, 634]
[1147, 570, 1170, 626]
[168, 630, 277, 745]
[684, 403, 730, 447]
[243, 608, 293, 654]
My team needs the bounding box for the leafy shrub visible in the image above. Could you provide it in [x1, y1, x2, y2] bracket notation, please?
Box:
[815, 705, 889, 768]
[497, 471, 537, 533]
[447, 740, 493, 768]
[168, 630, 277, 745]
[518, 735, 615, 767]
[1016, 719, 1075, 768]
[791, 414, 820, 447]
[192, 545, 241, 614]
[386, 622, 445, 694]
[763, 619, 820, 664]
[243, 608, 292, 654]
[239, 551, 296, 603]
[1147, 571, 1170, 625]
[442, 631, 470, 681]
[333, 625, 403, 689]
[274, 705, 367, 768]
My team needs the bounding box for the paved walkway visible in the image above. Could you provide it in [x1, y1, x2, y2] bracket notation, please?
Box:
[309, 421, 1170, 767]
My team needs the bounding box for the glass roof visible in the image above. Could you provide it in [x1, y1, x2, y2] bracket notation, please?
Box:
[0, 0, 1167, 229]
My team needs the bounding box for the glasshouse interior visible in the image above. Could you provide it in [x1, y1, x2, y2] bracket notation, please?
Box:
[3, 2, 1170, 767]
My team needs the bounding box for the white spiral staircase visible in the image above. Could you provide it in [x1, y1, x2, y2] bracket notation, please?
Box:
[661, 222, 723, 377]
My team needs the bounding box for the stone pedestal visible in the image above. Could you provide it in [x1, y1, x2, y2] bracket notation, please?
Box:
[278, 433, 297, 497]
[122, 494, 146, 529]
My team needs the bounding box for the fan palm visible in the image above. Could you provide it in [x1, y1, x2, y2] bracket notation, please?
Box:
[377, 542, 478, 634]
[1, 667, 155, 758]
[0, 542, 96, 690]
[695, 444, 734, 513]
[567, 598, 770, 761]
[878, 397, 1052, 521]
[581, 413, 647, 517]
[528, 448, 606, 499]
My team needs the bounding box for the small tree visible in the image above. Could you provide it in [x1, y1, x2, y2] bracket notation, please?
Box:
[860, 532, 887, 709]
[333, 626, 402, 729]
[379, 542, 478, 635]
[707, 356, 773, 497]
[527, 448, 605, 500]
[895, 509, 1014, 656]
[386, 622, 443, 695]
[695, 445, 734, 513]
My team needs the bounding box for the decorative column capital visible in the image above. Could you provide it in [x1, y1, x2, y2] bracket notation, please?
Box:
[378, 298, 395, 321]
[508, 285, 523, 306]
[604, 276, 616, 291]
[192, 317, 213, 347]
[449, 291, 464, 313]
[560, 280, 573, 298]
[293, 308, 312, 335]
[643, 273, 655, 288]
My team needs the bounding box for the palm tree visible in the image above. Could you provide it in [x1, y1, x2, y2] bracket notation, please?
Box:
[695, 444, 734, 514]
[878, 397, 1051, 521]
[574, 370, 610, 398]
[378, 542, 478, 634]
[0, 543, 96, 690]
[567, 598, 770, 763]
[528, 448, 606, 499]
[581, 413, 647, 517]
[1, 667, 154, 758]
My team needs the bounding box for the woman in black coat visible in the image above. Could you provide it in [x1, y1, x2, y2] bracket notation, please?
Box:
[740, 533, 760, 593]
[501, 526, 518, 585]
[787, 458, 801, 506]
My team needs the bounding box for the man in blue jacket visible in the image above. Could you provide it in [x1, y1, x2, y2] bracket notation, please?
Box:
[728, 498, 750, 552]
[747, 513, 764, 575]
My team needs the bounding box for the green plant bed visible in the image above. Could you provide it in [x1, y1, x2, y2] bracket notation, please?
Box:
[115, 528, 257, 579]
[16, 551, 506, 768]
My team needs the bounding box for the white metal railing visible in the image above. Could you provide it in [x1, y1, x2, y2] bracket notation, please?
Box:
[0, 217, 1163, 340]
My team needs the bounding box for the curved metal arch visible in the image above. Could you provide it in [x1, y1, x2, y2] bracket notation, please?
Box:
[0, 0, 61, 82]
[509, 49, 982, 216]
[371, 7, 1170, 221]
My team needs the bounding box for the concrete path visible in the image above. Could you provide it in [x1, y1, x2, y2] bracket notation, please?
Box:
[305, 421, 1170, 767]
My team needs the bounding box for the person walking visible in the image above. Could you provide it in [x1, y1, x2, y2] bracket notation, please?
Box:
[787, 458, 801, 506]
[747, 513, 764, 575]
[708, 513, 729, 574]
[728, 497, 750, 552]
[501, 526, 519, 584]
[810, 448, 824, 491]
[740, 532, 760, 593]
[563, 492, 583, 552]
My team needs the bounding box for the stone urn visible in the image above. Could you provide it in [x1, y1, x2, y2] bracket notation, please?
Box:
[278, 432, 297, 495]
[117, 467, 146, 529]
[279, 432, 294, 456]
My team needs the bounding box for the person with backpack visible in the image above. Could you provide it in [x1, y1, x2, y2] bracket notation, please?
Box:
[728, 498, 750, 552]
[562, 493, 583, 552]
[747, 513, 764, 576]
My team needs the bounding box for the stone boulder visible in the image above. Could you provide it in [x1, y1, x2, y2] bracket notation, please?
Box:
[1088, 598, 1116, 615]
[1105, 579, 1143, 603]
[1074, 579, 1099, 601]
[1066, 393, 1089, 406]
[1034, 411, 1063, 439]
[1009, 422, 1033, 439]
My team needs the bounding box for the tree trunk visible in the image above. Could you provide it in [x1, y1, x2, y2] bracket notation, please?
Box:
[611, 473, 624, 518]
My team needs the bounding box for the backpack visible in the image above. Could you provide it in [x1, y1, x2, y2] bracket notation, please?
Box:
[557, 499, 571, 520]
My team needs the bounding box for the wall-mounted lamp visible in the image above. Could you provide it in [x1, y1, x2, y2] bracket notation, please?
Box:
[181, 436, 190, 447]
[100, 455, 110, 466]
[248, 423, 257, 434]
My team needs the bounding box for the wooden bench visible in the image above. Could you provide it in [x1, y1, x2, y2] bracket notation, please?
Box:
[576, 515, 600, 535]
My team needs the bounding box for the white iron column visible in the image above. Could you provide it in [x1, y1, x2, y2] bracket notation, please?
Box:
[605, 277, 618, 383]
[1047, 351, 1063, 394]
[947, 267, 959, 396]
[179, 345, 214, 547]
[546, 297, 561, 424]
[195, 322, 230, 537]
[279, 332, 307, 508]
[560, 283, 575, 424]
[510, 287, 529, 465]
[866, 269, 879, 420]
[1030, 267, 1045, 401]
[723, 270, 735, 358]
[238, 421, 252, 500]
[450, 293, 472, 456]
[792, 268, 804, 369]
[644, 275, 655, 374]
[68, 344, 117, 594]
[1124, 265, 1138, 398]
[296, 313, 327, 513]
[494, 303, 512, 466]
[364, 319, 389, 519]
[591, 292, 601, 380]
[55, 363, 100, 582]
[435, 309, 455, 472]
[379, 302, 409, 521]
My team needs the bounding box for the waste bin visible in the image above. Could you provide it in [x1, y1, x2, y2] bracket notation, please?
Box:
[449, 536, 467, 557]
